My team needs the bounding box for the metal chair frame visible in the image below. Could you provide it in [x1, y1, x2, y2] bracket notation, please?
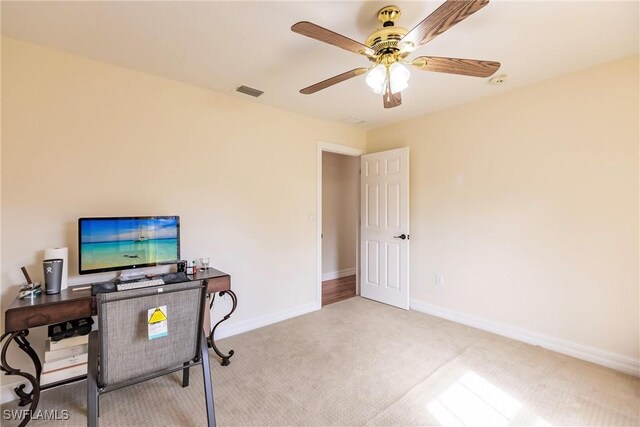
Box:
[86, 281, 215, 426]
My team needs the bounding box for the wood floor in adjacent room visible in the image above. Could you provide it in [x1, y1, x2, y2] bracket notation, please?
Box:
[2, 297, 638, 426]
[322, 274, 356, 306]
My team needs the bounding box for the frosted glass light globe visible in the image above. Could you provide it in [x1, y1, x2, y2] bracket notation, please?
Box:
[365, 64, 387, 95]
[389, 63, 410, 94]
[366, 63, 410, 96]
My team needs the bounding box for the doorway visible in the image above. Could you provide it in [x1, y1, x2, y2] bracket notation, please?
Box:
[317, 142, 363, 308]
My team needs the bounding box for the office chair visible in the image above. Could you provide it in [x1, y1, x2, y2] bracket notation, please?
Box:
[87, 280, 215, 426]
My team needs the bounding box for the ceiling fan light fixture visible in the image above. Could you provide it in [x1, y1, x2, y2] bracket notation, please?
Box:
[365, 64, 387, 95]
[389, 62, 410, 94]
[366, 62, 411, 95]
[292, 0, 500, 109]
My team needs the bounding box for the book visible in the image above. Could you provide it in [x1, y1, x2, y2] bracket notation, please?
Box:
[48, 335, 88, 352]
[42, 353, 88, 373]
[44, 343, 88, 363]
[40, 363, 87, 386]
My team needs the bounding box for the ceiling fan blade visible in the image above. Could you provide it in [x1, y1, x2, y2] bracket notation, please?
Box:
[412, 56, 500, 77]
[300, 68, 368, 95]
[401, 0, 490, 49]
[383, 79, 402, 109]
[292, 21, 375, 57]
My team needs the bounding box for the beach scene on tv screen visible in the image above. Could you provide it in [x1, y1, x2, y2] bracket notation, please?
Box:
[80, 217, 178, 271]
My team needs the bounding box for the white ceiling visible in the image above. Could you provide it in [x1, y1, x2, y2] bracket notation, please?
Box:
[2, 1, 638, 129]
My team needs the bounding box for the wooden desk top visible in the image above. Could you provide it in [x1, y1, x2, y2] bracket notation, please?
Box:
[4, 268, 230, 333]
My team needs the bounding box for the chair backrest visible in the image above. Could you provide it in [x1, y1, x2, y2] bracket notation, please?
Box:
[96, 280, 206, 387]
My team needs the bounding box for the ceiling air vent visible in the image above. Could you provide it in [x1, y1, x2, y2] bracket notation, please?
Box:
[343, 117, 366, 125]
[236, 85, 264, 97]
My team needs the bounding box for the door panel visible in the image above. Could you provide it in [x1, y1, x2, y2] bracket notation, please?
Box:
[360, 148, 409, 309]
[366, 184, 380, 227]
[366, 241, 380, 286]
[387, 183, 400, 228]
[366, 159, 380, 176]
[387, 157, 401, 174]
[386, 243, 401, 290]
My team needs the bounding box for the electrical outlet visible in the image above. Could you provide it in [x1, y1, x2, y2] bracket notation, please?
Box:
[435, 274, 444, 287]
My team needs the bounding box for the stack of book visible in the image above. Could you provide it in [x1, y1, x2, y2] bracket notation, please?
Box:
[41, 335, 88, 385]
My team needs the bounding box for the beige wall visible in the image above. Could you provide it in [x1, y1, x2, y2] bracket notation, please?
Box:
[1, 35, 638, 391]
[0, 37, 365, 380]
[367, 55, 639, 362]
[322, 152, 357, 278]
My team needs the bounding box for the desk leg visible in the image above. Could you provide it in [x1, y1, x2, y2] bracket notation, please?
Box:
[207, 290, 237, 366]
[1, 330, 41, 426]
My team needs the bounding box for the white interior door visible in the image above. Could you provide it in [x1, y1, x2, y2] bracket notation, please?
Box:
[360, 147, 409, 309]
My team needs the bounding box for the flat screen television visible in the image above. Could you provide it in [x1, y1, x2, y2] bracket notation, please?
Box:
[78, 216, 180, 275]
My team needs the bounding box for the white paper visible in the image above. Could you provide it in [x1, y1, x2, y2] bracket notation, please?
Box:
[147, 305, 168, 340]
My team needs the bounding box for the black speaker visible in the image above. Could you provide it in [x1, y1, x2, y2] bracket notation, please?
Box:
[176, 260, 187, 273]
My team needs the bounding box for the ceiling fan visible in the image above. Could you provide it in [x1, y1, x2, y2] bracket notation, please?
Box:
[291, 0, 501, 109]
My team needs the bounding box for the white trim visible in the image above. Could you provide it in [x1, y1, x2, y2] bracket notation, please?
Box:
[317, 141, 363, 309]
[318, 141, 363, 157]
[214, 302, 318, 340]
[1, 381, 31, 405]
[322, 267, 357, 282]
[354, 158, 361, 297]
[410, 298, 640, 377]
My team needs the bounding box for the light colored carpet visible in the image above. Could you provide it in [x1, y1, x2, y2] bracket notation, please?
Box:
[2, 297, 638, 426]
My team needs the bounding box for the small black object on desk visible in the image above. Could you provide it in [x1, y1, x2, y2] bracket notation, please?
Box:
[91, 281, 116, 295]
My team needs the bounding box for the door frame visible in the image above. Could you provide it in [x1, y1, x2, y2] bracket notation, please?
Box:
[316, 141, 364, 309]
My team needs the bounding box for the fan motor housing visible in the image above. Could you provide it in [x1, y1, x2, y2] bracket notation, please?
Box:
[365, 26, 409, 57]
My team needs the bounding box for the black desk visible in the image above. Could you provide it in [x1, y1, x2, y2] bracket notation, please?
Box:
[1, 268, 237, 426]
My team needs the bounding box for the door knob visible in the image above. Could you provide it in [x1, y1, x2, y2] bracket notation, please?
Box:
[393, 234, 408, 240]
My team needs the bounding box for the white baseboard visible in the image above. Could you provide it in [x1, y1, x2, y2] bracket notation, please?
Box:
[410, 298, 639, 377]
[322, 267, 356, 282]
[1, 380, 32, 405]
[1, 301, 320, 404]
[213, 301, 319, 340]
